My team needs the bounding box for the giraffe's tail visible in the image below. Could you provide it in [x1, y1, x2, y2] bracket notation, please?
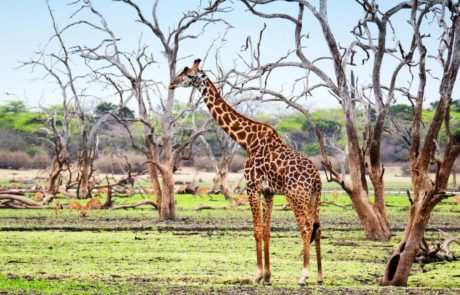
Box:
[310, 222, 320, 244]
[310, 188, 321, 244]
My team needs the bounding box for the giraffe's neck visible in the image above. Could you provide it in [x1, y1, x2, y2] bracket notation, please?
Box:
[199, 78, 281, 155]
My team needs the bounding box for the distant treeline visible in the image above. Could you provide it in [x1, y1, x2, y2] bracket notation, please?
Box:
[0, 100, 458, 171]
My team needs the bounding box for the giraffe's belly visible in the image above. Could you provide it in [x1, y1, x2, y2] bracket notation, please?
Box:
[261, 171, 285, 195]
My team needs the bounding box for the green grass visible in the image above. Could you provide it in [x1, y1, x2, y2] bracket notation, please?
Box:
[0, 194, 459, 294]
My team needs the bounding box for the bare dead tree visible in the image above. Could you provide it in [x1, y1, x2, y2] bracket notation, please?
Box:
[64, 0, 229, 219]
[21, 2, 115, 199]
[381, 1, 460, 286]
[199, 123, 240, 199]
[20, 6, 73, 199]
[41, 109, 71, 199]
[238, 0, 439, 241]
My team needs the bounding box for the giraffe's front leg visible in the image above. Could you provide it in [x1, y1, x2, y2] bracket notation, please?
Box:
[248, 188, 263, 284]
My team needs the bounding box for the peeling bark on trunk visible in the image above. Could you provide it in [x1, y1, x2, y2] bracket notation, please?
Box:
[349, 187, 392, 241]
[159, 169, 176, 220]
[145, 140, 162, 215]
[46, 158, 62, 195]
[78, 149, 93, 199]
[344, 92, 391, 241]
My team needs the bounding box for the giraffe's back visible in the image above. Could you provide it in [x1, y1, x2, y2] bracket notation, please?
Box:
[246, 142, 321, 200]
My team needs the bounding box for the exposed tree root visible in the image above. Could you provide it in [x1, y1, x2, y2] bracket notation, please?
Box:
[416, 230, 459, 264]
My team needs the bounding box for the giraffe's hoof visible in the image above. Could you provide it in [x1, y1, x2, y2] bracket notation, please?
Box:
[317, 274, 324, 285]
[262, 280, 272, 286]
[253, 277, 263, 284]
[253, 271, 263, 284]
[297, 281, 306, 287]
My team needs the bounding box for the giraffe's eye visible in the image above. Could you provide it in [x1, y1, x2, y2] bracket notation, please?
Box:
[187, 75, 193, 79]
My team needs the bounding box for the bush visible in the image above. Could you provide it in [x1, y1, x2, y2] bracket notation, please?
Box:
[193, 156, 214, 172]
[0, 151, 50, 169]
[311, 155, 349, 174]
[228, 155, 245, 172]
[32, 153, 51, 169]
[94, 153, 146, 174]
[192, 154, 246, 173]
[401, 163, 411, 176]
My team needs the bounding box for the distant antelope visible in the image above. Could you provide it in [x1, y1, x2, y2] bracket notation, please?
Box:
[451, 195, 460, 209]
[125, 188, 135, 196]
[143, 188, 156, 195]
[233, 194, 249, 206]
[53, 200, 63, 214]
[331, 190, 338, 204]
[86, 197, 102, 211]
[93, 187, 109, 197]
[68, 202, 86, 217]
[8, 183, 20, 189]
[33, 191, 44, 202]
[194, 186, 209, 197]
[174, 184, 188, 194]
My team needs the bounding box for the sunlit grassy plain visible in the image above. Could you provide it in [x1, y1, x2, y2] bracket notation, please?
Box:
[0, 190, 459, 294]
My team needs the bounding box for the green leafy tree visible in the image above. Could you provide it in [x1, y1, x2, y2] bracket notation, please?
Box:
[95, 102, 134, 118]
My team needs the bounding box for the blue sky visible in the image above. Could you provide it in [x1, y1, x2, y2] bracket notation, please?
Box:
[0, 0, 456, 113]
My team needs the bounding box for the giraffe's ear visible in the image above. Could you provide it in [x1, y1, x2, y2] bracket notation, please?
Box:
[192, 59, 201, 70]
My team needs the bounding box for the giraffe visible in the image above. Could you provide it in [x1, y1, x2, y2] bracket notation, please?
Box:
[169, 59, 322, 286]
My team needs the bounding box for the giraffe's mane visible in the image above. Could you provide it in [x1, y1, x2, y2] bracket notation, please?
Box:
[205, 78, 280, 138]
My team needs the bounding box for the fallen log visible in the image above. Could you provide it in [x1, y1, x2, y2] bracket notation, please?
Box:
[320, 201, 351, 209]
[0, 194, 46, 209]
[57, 187, 78, 199]
[193, 205, 228, 211]
[111, 199, 157, 210]
[0, 189, 36, 195]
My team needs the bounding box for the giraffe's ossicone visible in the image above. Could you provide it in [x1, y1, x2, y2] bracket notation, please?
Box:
[170, 59, 323, 286]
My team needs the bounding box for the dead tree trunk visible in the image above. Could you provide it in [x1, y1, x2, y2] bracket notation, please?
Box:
[159, 168, 176, 220]
[47, 158, 63, 195]
[381, 4, 460, 286]
[77, 147, 94, 198]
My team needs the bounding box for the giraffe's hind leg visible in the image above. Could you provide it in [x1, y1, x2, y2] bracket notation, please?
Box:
[289, 195, 315, 286]
[314, 221, 323, 284]
[261, 193, 274, 285]
[298, 219, 314, 286]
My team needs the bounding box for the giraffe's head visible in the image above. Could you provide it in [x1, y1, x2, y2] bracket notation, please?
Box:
[169, 59, 207, 90]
